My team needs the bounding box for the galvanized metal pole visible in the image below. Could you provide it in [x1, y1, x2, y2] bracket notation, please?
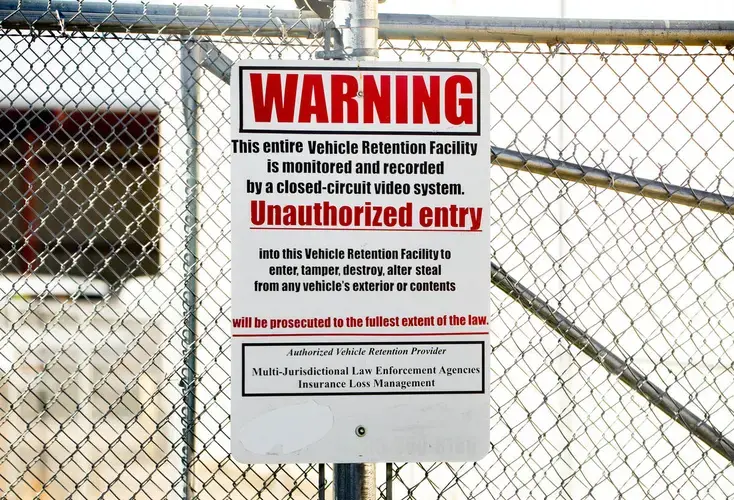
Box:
[334, 461, 376, 500]
[180, 38, 200, 500]
[331, 1, 378, 499]
[333, 0, 380, 61]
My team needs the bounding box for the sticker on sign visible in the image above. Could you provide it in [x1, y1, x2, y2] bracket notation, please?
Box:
[230, 60, 490, 464]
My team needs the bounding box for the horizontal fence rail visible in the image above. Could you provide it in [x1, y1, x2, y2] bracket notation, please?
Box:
[1, 0, 734, 44]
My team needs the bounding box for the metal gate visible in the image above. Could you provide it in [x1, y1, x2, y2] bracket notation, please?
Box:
[0, 1, 733, 498]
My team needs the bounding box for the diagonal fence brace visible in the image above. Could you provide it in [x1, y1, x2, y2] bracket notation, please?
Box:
[491, 261, 734, 463]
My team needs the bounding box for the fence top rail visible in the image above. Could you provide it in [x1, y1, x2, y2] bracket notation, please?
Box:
[1, 0, 734, 45]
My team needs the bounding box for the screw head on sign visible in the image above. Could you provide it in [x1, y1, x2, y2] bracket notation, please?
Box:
[355, 425, 367, 437]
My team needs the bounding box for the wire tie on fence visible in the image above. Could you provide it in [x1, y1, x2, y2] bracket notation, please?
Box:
[54, 9, 65, 35]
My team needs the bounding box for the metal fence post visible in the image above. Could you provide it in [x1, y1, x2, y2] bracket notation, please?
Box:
[333, 0, 380, 61]
[180, 38, 200, 500]
[330, 1, 378, 499]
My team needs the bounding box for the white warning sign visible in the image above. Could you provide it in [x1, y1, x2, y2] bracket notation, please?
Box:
[230, 60, 490, 464]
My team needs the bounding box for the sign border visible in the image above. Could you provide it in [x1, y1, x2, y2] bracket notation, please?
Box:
[237, 65, 481, 136]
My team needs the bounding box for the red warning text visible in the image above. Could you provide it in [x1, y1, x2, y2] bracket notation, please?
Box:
[250, 200, 483, 232]
[231, 314, 489, 332]
[238, 67, 480, 134]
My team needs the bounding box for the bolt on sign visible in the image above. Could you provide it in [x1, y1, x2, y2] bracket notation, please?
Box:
[230, 60, 490, 464]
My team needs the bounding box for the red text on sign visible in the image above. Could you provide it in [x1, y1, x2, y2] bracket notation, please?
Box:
[248, 72, 475, 125]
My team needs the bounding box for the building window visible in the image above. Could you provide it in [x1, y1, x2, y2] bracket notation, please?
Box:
[0, 107, 161, 291]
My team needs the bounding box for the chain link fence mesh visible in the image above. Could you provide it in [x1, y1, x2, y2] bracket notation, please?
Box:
[0, 4, 733, 499]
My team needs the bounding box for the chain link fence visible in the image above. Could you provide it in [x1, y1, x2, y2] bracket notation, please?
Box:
[0, 2, 733, 499]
